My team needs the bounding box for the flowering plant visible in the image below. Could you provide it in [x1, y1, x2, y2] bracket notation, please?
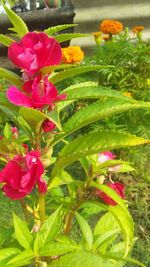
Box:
[0, 4, 150, 267]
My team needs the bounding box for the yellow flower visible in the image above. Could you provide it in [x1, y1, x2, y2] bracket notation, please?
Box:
[61, 46, 84, 64]
[100, 20, 123, 35]
[92, 31, 102, 38]
[132, 26, 145, 34]
[123, 92, 132, 98]
[102, 35, 110, 41]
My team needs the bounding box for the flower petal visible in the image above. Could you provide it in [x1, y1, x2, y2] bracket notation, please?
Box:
[7, 86, 33, 107]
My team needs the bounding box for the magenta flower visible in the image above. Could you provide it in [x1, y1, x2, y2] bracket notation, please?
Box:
[0, 151, 47, 200]
[7, 75, 66, 109]
[98, 151, 116, 163]
[8, 32, 62, 76]
[96, 182, 125, 206]
[42, 119, 56, 133]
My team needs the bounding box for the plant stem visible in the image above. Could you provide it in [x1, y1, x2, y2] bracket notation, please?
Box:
[39, 193, 46, 225]
[20, 199, 29, 222]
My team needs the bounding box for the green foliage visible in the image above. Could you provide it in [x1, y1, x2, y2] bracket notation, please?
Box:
[2, 1, 28, 37]
[0, 34, 14, 46]
[0, 68, 23, 88]
[54, 33, 90, 43]
[44, 24, 78, 35]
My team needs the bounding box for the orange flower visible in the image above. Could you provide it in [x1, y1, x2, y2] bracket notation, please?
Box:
[61, 46, 84, 64]
[132, 26, 145, 34]
[100, 20, 123, 35]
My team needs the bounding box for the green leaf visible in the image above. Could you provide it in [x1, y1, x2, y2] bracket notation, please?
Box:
[19, 107, 47, 133]
[94, 212, 120, 236]
[2, 2, 28, 37]
[13, 213, 33, 250]
[55, 130, 149, 168]
[49, 66, 113, 84]
[54, 33, 90, 43]
[63, 84, 129, 101]
[44, 24, 78, 35]
[92, 229, 120, 251]
[34, 206, 62, 254]
[41, 64, 74, 75]
[0, 34, 14, 46]
[3, 123, 12, 140]
[7, 249, 34, 266]
[48, 169, 73, 189]
[50, 250, 123, 267]
[0, 227, 13, 246]
[63, 98, 150, 134]
[76, 212, 93, 250]
[39, 242, 78, 256]
[0, 68, 23, 88]
[0, 248, 20, 262]
[108, 205, 134, 258]
[47, 108, 62, 131]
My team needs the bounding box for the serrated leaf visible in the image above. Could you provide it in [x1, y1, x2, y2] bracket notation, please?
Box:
[55, 130, 149, 168]
[49, 66, 113, 84]
[7, 249, 34, 266]
[13, 213, 33, 250]
[0, 248, 20, 262]
[63, 85, 133, 101]
[76, 212, 93, 250]
[34, 206, 62, 254]
[54, 33, 90, 43]
[44, 24, 78, 35]
[93, 229, 120, 251]
[2, 2, 28, 37]
[63, 98, 150, 134]
[39, 242, 78, 256]
[108, 205, 134, 258]
[0, 68, 23, 88]
[50, 250, 123, 267]
[41, 64, 74, 75]
[19, 107, 47, 133]
[0, 34, 14, 46]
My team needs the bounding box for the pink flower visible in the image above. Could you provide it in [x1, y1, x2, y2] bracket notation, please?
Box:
[0, 151, 47, 200]
[7, 75, 66, 109]
[96, 182, 125, 206]
[98, 151, 116, 163]
[42, 119, 56, 133]
[8, 32, 62, 76]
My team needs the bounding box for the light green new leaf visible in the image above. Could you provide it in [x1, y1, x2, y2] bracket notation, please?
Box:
[50, 250, 123, 267]
[13, 213, 33, 250]
[44, 24, 78, 35]
[94, 212, 120, 237]
[0, 248, 20, 262]
[34, 206, 62, 254]
[109, 205, 134, 258]
[3, 123, 12, 140]
[0, 34, 14, 46]
[0, 68, 23, 88]
[19, 107, 47, 133]
[56, 130, 149, 168]
[2, 2, 28, 37]
[49, 65, 113, 84]
[7, 249, 34, 266]
[63, 98, 150, 134]
[54, 33, 89, 43]
[48, 169, 73, 189]
[39, 242, 78, 257]
[93, 229, 120, 251]
[76, 212, 93, 250]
